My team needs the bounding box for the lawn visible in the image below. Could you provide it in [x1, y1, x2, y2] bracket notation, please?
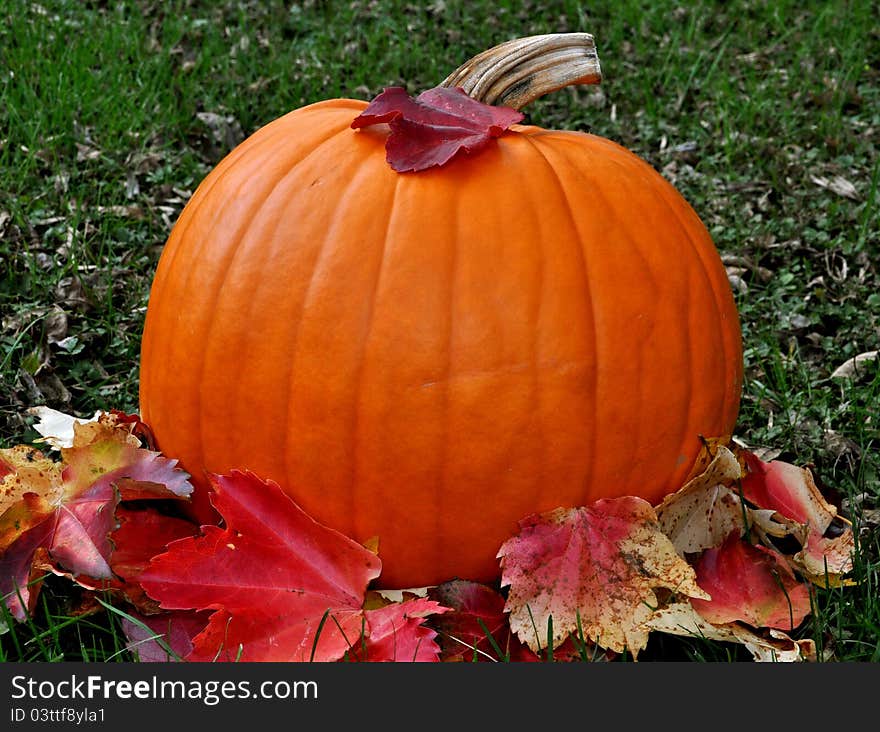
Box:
[1, 0, 878, 661]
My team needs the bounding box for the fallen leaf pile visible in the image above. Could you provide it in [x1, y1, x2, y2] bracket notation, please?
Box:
[0, 409, 856, 662]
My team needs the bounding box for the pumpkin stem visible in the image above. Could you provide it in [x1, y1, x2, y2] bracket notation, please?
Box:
[439, 33, 601, 111]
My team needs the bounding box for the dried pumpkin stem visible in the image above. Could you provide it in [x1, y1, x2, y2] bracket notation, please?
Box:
[439, 33, 601, 110]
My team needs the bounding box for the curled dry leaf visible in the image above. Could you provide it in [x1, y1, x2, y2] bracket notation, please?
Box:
[655, 445, 745, 555]
[498, 497, 709, 656]
[794, 530, 856, 588]
[810, 174, 859, 200]
[740, 451, 854, 586]
[647, 603, 817, 662]
[26, 406, 101, 450]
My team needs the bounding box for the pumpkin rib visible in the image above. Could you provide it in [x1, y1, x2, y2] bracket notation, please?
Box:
[530, 130, 733, 497]
[514, 141, 549, 515]
[409, 173, 467, 580]
[140, 122, 292, 414]
[340, 162, 400, 548]
[155, 171, 268, 484]
[217, 116, 374, 508]
[236, 131, 366, 488]
[446, 149, 560, 574]
[603, 151, 698, 481]
[336, 158, 401, 549]
[589, 143, 706, 489]
[660, 163, 742, 452]
[517, 132, 597, 503]
[532, 132, 660, 489]
[194, 126, 352, 486]
[586, 146, 669, 488]
[644, 165, 740, 435]
[649, 177, 742, 432]
[435, 174, 458, 577]
[182, 115, 361, 504]
[193, 177, 292, 485]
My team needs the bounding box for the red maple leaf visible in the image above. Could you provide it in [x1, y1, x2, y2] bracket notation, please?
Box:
[102, 506, 199, 611]
[351, 86, 523, 172]
[427, 580, 538, 662]
[0, 414, 192, 621]
[140, 471, 384, 662]
[122, 609, 210, 662]
[349, 598, 448, 662]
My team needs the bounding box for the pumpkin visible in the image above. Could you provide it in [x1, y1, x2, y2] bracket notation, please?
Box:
[139, 34, 742, 588]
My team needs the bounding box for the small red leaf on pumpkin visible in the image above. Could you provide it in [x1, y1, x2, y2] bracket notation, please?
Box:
[498, 497, 709, 656]
[140, 471, 382, 662]
[350, 598, 448, 662]
[689, 532, 812, 631]
[351, 86, 523, 172]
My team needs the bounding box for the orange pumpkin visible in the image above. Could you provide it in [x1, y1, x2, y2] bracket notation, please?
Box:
[139, 34, 742, 588]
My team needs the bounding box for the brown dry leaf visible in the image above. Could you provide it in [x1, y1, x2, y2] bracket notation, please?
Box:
[44, 305, 68, 345]
[747, 507, 797, 539]
[810, 174, 859, 200]
[732, 436, 783, 463]
[681, 437, 735, 483]
[830, 350, 878, 379]
[737, 629, 817, 663]
[655, 445, 745, 555]
[75, 142, 102, 162]
[95, 204, 144, 219]
[196, 111, 245, 150]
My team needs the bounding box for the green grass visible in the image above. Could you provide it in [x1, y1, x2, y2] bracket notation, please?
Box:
[1, 0, 878, 661]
